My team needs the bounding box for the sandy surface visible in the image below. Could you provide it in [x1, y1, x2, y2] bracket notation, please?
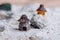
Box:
[0, 0, 60, 7]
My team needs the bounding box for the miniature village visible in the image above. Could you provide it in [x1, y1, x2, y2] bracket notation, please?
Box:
[0, 3, 60, 40]
[0, 3, 47, 31]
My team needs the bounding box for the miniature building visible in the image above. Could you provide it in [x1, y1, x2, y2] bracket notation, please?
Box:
[18, 15, 30, 31]
[36, 4, 47, 16]
[0, 3, 11, 11]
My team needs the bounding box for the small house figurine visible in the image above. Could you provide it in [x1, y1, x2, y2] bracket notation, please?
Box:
[18, 15, 30, 31]
[36, 4, 47, 16]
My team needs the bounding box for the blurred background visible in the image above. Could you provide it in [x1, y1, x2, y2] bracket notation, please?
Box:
[0, 0, 60, 7]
